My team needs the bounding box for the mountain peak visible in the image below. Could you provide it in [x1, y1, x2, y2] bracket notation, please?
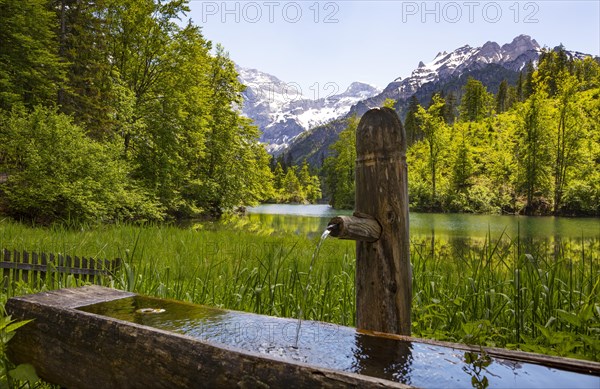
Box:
[283, 35, 593, 166]
[345, 81, 381, 94]
[395, 34, 543, 94]
[236, 67, 381, 152]
[501, 34, 540, 53]
[241, 35, 589, 158]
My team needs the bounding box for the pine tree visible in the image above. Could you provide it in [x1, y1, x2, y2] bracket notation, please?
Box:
[523, 61, 535, 99]
[404, 95, 421, 145]
[451, 129, 473, 192]
[0, 0, 65, 109]
[442, 91, 457, 124]
[53, 0, 113, 137]
[516, 72, 524, 102]
[459, 77, 492, 122]
[273, 162, 285, 193]
[416, 95, 449, 208]
[324, 115, 358, 209]
[516, 89, 552, 215]
[281, 169, 303, 203]
[496, 80, 509, 113]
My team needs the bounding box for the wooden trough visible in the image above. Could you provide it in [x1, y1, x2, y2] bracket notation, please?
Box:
[6, 286, 600, 389]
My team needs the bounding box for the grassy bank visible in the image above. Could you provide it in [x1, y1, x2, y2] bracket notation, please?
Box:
[0, 217, 598, 363]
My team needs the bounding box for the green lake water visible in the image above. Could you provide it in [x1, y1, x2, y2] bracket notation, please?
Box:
[247, 204, 600, 240]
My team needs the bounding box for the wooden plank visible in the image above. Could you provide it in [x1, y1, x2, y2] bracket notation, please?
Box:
[13, 249, 22, 284]
[31, 252, 39, 285]
[80, 256, 90, 282]
[354, 108, 411, 335]
[362, 329, 600, 376]
[113, 258, 122, 272]
[22, 251, 30, 283]
[2, 249, 10, 287]
[6, 286, 409, 389]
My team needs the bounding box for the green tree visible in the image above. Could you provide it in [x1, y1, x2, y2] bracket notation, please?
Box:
[0, 0, 65, 109]
[0, 106, 161, 224]
[516, 71, 524, 102]
[383, 98, 396, 109]
[99, 2, 272, 218]
[561, 87, 600, 215]
[305, 175, 323, 203]
[537, 47, 573, 97]
[496, 80, 509, 113]
[404, 95, 421, 145]
[297, 160, 322, 203]
[324, 116, 358, 209]
[442, 91, 457, 124]
[273, 162, 285, 194]
[516, 87, 553, 214]
[451, 128, 474, 193]
[459, 77, 492, 122]
[281, 169, 303, 203]
[195, 46, 274, 216]
[297, 160, 311, 190]
[416, 95, 450, 208]
[523, 61, 536, 99]
[552, 72, 586, 214]
[53, 0, 114, 137]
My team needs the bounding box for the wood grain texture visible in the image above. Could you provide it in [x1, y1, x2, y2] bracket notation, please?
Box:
[6, 287, 599, 388]
[359, 329, 600, 376]
[6, 286, 410, 389]
[354, 107, 411, 335]
[328, 214, 381, 242]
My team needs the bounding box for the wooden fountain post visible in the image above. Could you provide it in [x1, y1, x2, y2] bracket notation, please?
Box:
[329, 107, 411, 335]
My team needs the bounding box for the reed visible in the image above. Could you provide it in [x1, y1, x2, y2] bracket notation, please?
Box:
[0, 218, 597, 361]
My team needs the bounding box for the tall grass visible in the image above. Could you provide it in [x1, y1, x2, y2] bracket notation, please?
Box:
[411, 232, 599, 360]
[0, 217, 598, 361]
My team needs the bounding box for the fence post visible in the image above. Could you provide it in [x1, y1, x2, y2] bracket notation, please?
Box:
[329, 107, 411, 335]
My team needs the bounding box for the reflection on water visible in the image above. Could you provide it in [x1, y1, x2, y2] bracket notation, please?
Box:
[79, 296, 600, 389]
[247, 204, 600, 239]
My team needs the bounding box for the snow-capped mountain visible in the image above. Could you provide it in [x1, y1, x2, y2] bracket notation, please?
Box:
[284, 35, 595, 167]
[237, 66, 381, 152]
[377, 34, 542, 106]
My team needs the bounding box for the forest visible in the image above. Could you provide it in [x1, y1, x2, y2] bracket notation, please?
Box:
[1, 1, 599, 225]
[324, 50, 600, 216]
[0, 0, 277, 224]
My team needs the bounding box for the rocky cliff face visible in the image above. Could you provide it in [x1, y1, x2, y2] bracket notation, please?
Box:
[238, 34, 592, 165]
[237, 66, 381, 153]
[350, 35, 542, 115]
[282, 35, 595, 167]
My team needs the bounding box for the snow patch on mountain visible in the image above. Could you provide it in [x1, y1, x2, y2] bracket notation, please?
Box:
[237, 66, 381, 152]
[239, 35, 591, 155]
[385, 35, 542, 101]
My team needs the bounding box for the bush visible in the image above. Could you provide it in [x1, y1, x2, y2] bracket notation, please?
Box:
[0, 106, 163, 224]
[561, 179, 600, 216]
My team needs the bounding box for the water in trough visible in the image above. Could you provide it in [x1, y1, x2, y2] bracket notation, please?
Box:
[79, 295, 599, 388]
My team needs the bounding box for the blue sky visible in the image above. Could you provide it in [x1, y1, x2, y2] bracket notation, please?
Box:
[186, 1, 600, 96]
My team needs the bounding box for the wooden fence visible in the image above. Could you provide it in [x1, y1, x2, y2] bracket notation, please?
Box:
[1, 249, 121, 286]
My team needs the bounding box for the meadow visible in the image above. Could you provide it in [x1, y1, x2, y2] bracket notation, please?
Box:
[0, 215, 598, 375]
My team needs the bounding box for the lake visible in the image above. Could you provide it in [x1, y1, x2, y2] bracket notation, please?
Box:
[247, 204, 600, 240]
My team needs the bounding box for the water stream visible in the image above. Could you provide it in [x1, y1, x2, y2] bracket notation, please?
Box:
[294, 226, 332, 348]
